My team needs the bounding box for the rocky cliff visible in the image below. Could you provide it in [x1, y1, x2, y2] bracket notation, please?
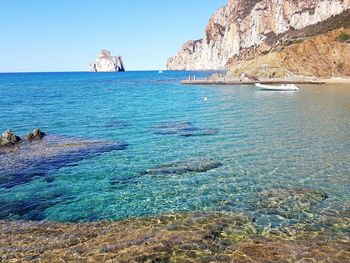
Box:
[166, 0, 350, 76]
[228, 28, 350, 78]
[89, 50, 125, 72]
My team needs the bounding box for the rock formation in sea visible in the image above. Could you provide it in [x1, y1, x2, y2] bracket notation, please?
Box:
[166, 0, 350, 77]
[0, 129, 128, 188]
[89, 49, 125, 72]
[0, 130, 21, 147]
[27, 128, 45, 141]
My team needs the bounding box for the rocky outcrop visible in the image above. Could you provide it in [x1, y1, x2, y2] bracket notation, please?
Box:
[166, 0, 350, 71]
[0, 130, 21, 147]
[228, 28, 350, 78]
[89, 50, 125, 72]
[27, 128, 45, 141]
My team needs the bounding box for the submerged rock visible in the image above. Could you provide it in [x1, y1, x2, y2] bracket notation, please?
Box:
[27, 128, 45, 141]
[0, 130, 21, 147]
[142, 158, 222, 176]
[105, 120, 129, 129]
[0, 211, 349, 262]
[0, 135, 128, 188]
[0, 192, 65, 221]
[154, 122, 219, 137]
[255, 188, 328, 219]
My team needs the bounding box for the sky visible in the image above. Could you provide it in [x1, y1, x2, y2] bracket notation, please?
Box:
[0, 0, 227, 72]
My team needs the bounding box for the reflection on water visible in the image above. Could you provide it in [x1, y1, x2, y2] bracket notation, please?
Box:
[0, 72, 349, 261]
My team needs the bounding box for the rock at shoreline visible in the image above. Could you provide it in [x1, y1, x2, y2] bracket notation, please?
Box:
[142, 158, 222, 176]
[27, 128, 45, 141]
[89, 49, 125, 72]
[0, 130, 21, 147]
[0, 211, 349, 262]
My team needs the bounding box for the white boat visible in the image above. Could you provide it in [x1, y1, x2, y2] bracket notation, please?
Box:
[158, 70, 164, 74]
[255, 83, 299, 91]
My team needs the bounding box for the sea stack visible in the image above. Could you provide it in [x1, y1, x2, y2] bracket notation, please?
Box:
[89, 49, 125, 72]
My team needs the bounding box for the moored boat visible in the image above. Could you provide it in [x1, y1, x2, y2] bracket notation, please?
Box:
[255, 83, 299, 91]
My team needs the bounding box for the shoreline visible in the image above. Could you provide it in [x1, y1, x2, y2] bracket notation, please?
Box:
[1, 210, 349, 262]
[322, 77, 350, 84]
[181, 76, 350, 86]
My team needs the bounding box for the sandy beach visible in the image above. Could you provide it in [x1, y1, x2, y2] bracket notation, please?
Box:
[322, 77, 350, 85]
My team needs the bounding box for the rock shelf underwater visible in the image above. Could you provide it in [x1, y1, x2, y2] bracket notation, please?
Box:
[1, 210, 349, 262]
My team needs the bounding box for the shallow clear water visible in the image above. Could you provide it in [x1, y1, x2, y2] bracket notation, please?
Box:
[0, 71, 349, 227]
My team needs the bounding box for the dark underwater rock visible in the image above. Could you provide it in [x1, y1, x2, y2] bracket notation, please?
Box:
[0, 192, 65, 221]
[154, 122, 219, 137]
[0, 130, 21, 147]
[0, 135, 128, 188]
[109, 176, 139, 187]
[27, 128, 45, 141]
[105, 120, 129, 129]
[142, 158, 222, 176]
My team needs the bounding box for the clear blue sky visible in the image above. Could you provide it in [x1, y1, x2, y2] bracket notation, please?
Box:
[0, 0, 227, 72]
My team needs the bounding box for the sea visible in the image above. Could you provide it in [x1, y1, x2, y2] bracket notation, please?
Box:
[0, 71, 349, 261]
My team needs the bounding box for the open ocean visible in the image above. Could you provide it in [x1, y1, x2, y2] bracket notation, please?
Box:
[0, 71, 349, 261]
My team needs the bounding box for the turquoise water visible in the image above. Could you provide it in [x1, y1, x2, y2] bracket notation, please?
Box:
[0, 71, 349, 227]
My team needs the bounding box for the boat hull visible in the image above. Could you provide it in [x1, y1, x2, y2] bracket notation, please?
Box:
[255, 83, 299, 91]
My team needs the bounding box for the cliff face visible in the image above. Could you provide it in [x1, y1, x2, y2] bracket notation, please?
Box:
[228, 28, 350, 78]
[166, 0, 350, 72]
[89, 50, 125, 72]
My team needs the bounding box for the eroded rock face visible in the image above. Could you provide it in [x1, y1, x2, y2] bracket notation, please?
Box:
[166, 0, 350, 71]
[228, 27, 350, 78]
[89, 50, 125, 72]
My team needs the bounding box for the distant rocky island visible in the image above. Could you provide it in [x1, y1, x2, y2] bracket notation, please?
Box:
[167, 0, 350, 78]
[89, 49, 125, 72]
